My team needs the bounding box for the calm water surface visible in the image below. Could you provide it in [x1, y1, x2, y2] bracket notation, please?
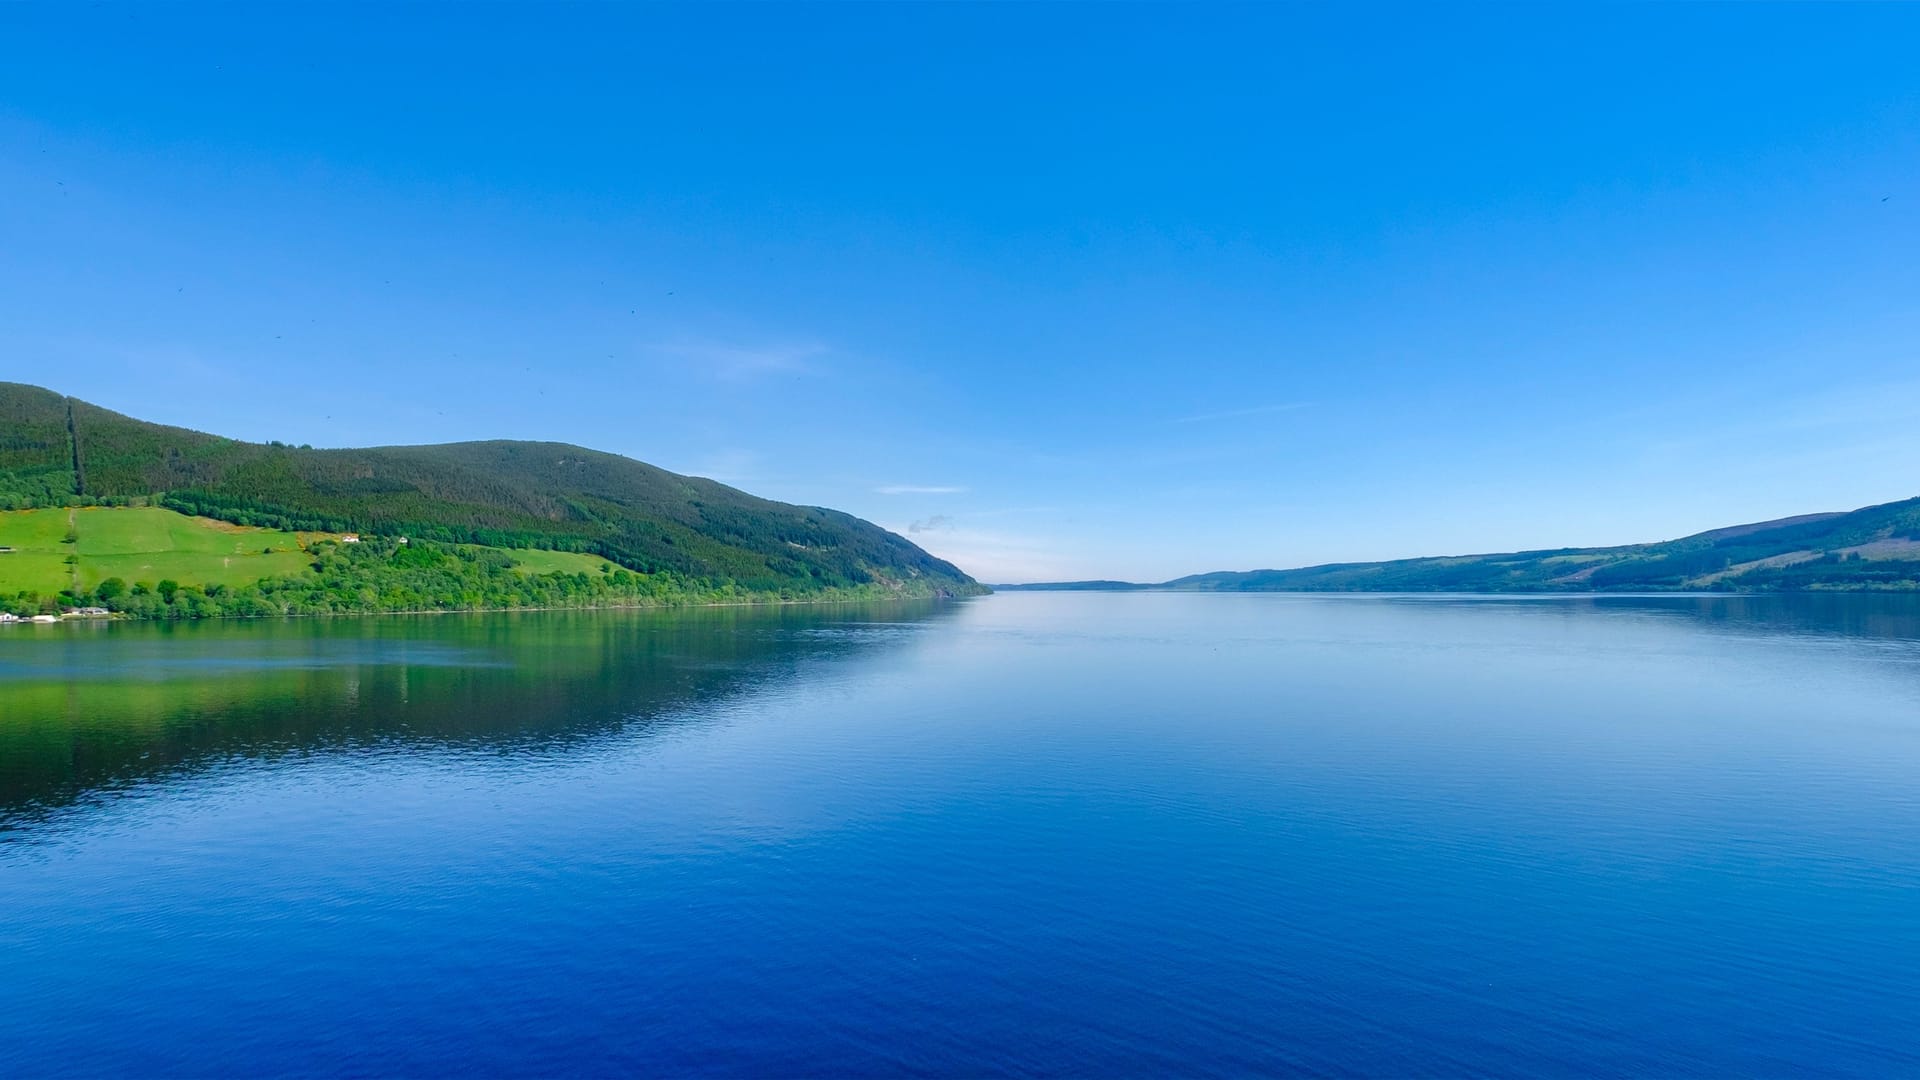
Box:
[3, 593, 1919, 1076]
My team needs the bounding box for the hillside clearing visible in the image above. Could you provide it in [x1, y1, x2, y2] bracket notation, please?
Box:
[0, 506, 680, 604]
[0, 507, 320, 592]
[502, 548, 615, 576]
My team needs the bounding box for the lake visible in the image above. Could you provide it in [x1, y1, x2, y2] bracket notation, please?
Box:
[3, 593, 1918, 1076]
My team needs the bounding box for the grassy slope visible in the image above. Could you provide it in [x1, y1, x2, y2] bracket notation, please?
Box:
[0, 382, 978, 595]
[0, 509, 76, 593]
[502, 547, 615, 576]
[0, 506, 658, 596]
[0, 507, 317, 593]
[71, 506, 316, 589]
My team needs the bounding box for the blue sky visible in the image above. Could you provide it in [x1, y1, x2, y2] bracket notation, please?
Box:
[3, 5, 1917, 582]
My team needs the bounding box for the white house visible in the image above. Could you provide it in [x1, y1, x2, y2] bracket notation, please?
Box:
[341, 534, 361, 543]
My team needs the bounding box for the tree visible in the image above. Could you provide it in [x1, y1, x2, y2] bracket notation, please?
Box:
[157, 579, 180, 602]
[96, 577, 127, 602]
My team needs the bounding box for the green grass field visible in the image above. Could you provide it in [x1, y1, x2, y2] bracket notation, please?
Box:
[0, 507, 318, 594]
[0, 509, 78, 593]
[501, 547, 615, 576]
[0, 507, 624, 598]
[72, 506, 315, 589]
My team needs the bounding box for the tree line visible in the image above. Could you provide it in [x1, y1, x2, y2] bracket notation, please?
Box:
[2, 536, 965, 621]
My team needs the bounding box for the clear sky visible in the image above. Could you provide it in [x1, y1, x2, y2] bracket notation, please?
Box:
[3, 5, 1917, 582]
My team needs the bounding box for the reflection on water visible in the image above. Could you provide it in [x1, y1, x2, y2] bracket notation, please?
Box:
[3, 593, 1918, 1077]
[0, 602, 957, 831]
[1392, 591, 1920, 643]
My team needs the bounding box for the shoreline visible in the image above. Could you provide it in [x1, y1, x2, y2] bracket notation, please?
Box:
[1, 591, 986, 625]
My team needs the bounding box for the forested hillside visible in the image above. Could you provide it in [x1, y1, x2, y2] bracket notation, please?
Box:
[0, 383, 980, 598]
[0, 383, 77, 505]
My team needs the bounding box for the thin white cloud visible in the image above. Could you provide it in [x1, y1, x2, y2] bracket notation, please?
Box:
[966, 505, 1064, 519]
[647, 339, 827, 382]
[1169, 402, 1312, 424]
[875, 484, 968, 495]
[888, 523, 1080, 584]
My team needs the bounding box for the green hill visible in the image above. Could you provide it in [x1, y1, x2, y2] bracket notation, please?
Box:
[0, 382, 982, 614]
[1004, 498, 1920, 593]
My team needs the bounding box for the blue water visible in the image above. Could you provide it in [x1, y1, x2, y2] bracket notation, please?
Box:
[3, 594, 1918, 1076]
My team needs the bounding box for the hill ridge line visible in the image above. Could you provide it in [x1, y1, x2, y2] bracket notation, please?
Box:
[0, 381, 982, 600]
[997, 497, 1920, 593]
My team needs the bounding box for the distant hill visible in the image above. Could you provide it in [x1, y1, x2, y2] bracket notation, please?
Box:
[0, 382, 981, 597]
[1006, 499, 1920, 593]
[993, 580, 1148, 592]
